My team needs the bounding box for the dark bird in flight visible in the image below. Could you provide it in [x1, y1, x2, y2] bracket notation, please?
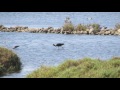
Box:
[53, 43, 64, 48]
[13, 46, 19, 49]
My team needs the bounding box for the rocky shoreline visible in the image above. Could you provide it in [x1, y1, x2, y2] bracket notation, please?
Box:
[1, 25, 120, 35]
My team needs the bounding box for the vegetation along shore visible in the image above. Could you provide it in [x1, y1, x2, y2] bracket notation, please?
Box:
[1, 18, 120, 35]
[27, 57, 120, 78]
[0, 47, 22, 76]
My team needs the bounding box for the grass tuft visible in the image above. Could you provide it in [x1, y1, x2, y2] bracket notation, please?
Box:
[0, 47, 22, 76]
[27, 57, 120, 78]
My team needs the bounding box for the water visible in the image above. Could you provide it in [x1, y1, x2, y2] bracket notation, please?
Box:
[0, 12, 120, 78]
[0, 32, 120, 78]
[0, 12, 120, 28]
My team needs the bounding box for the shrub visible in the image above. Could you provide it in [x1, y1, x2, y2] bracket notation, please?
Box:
[75, 24, 87, 31]
[0, 47, 21, 76]
[26, 57, 120, 78]
[115, 23, 120, 29]
[62, 17, 75, 31]
[89, 23, 101, 32]
[0, 25, 4, 29]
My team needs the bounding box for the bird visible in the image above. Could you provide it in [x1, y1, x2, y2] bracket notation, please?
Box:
[87, 17, 92, 20]
[13, 46, 19, 49]
[53, 43, 64, 48]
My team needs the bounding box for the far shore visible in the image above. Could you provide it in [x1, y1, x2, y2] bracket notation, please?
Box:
[1, 24, 120, 35]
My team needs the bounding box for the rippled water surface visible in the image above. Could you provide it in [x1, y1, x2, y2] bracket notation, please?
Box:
[0, 12, 120, 28]
[1, 12, 120, 78]
[0, 32, 120, 78]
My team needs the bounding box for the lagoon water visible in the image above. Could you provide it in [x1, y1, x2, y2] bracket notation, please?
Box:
[1, 32, 120, 78]
[0, 12, 120, 28]
[0, 12, 120, 78]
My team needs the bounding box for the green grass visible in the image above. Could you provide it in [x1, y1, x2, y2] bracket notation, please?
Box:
[75, 24, 87, 31]
[27, 57, 120, 78]
[62, 17, 101, 33]
[89, 23, 101, 32]
[0, 47, 22, 76]
[63, 22, 74, 32]
[62, 17, 74, 32]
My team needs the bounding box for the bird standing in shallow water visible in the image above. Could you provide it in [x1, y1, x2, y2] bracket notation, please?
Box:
[13, 46, 19, 49]
[53, 43, 64, 49]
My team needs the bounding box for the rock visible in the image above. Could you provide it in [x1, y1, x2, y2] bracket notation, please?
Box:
[83, 31, 87, 34]
[117, 29, 120, 33]
[60, 28, 63, 34]
[64, 31, 71, 34]
[101, 26, 107, 30]
[88, 28, 93, 34]
[77, 31, 82, 34]
[104, 30, 111, 35]
[99, 30, 106, 35]
[73, 31, 77, 34]
[109, 30, 115, 35]
[47, 27, 53, 29]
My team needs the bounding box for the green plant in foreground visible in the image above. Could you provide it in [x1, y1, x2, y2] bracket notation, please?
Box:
[0, 47, 22, 76]
[27, 57, 120, 78]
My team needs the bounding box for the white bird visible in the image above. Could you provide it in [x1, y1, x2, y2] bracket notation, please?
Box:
[87, 17, 92, 20]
